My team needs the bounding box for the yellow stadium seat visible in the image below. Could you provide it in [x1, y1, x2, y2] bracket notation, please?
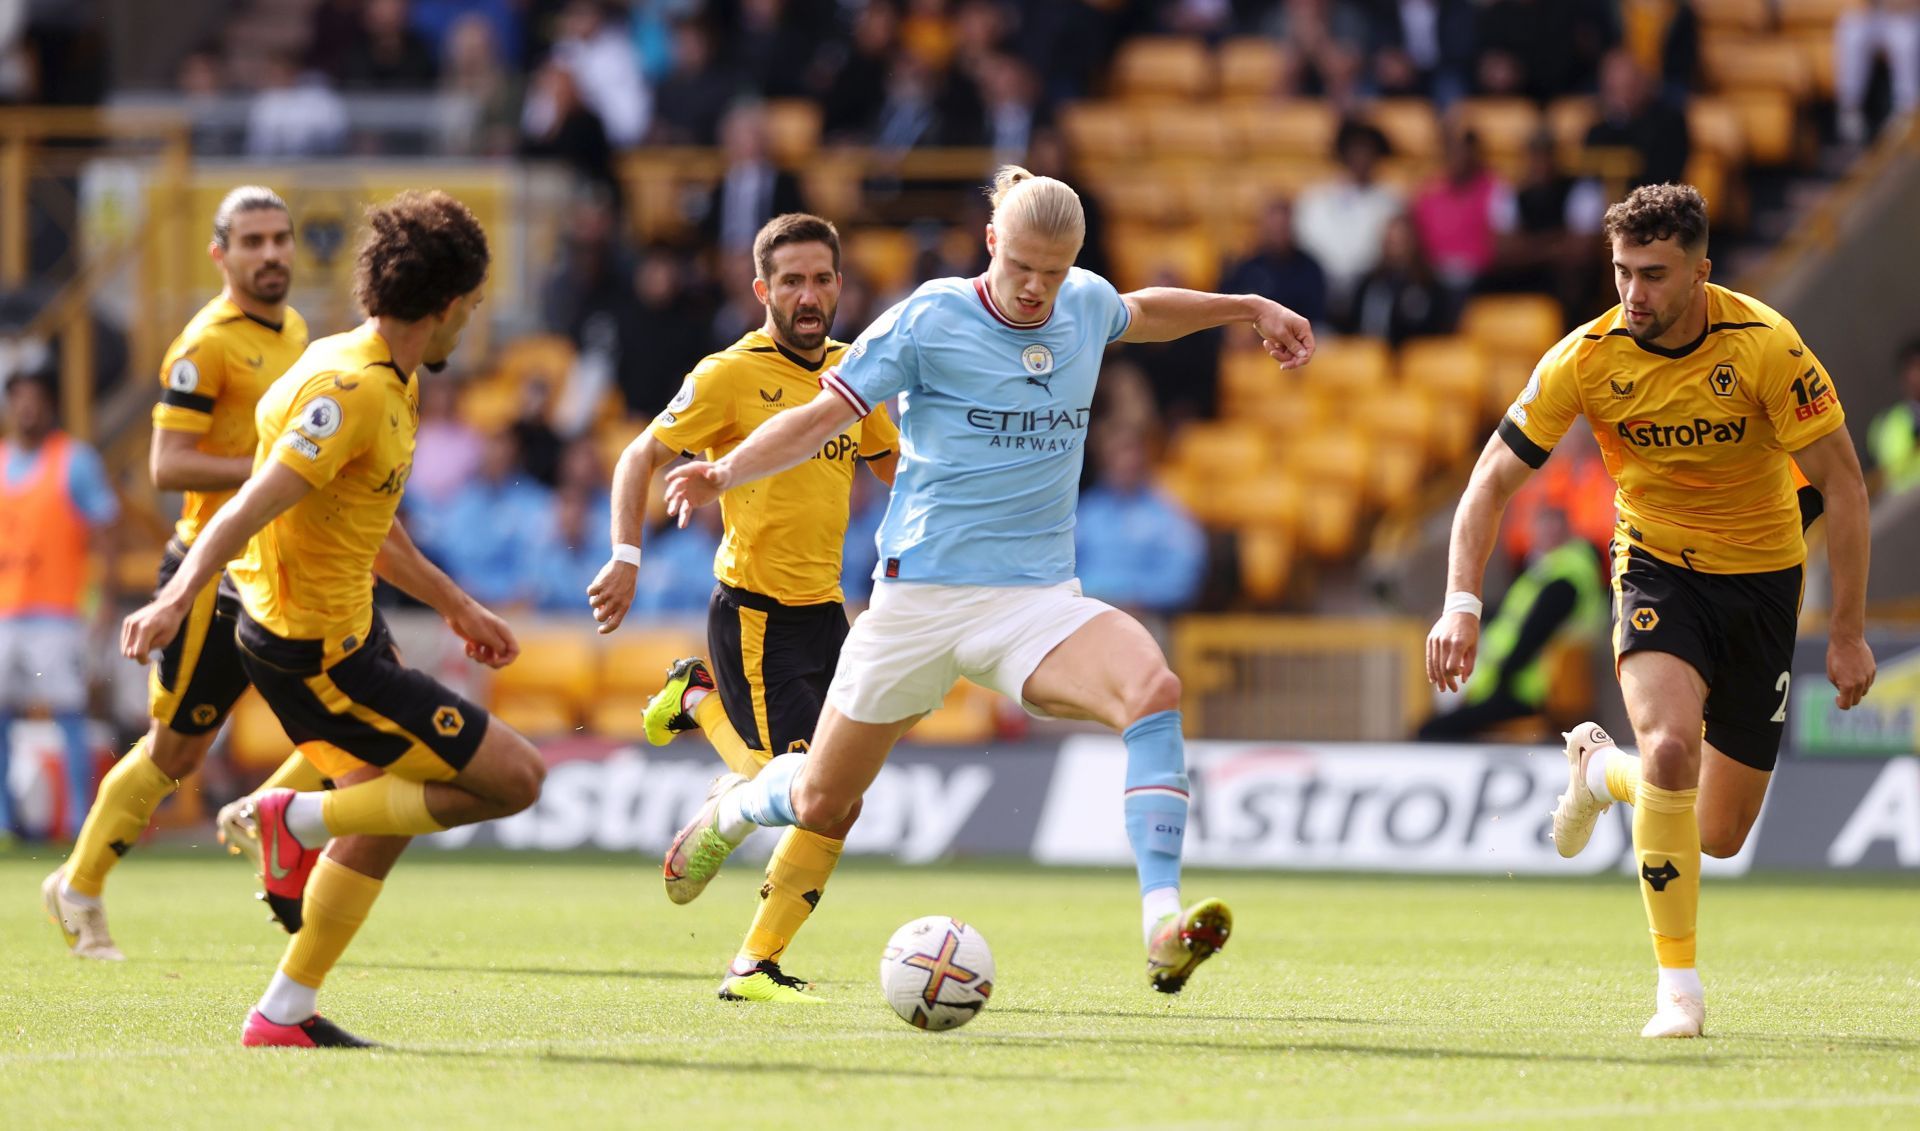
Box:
[1301, 336, 1391, 400]
[1236, 525, 1294, 605]
[1778, 0, 1857, 31]
[905, 681, 998, 745]
[493, 635, 596, 727]
[1426, 396, 1479, 465]
[1141, 104, 1237, 162]
[844, 228, 917, 294]
[1454, 98, 1541, 164]
[1217, 37, 1288, 101]
[491, 693, 577, 738]
[457, 378, 522, 432]
[1285, 426, 1371, 494]
[1367, 392, 1436, 465]
[1296, 480, 1362, 559]
[1369, 99, 1442, 161]
[1546, 96, 1597, 161]
[1168, 420, 1273, 475]
[1368, 439, 1426, 511]
[1459, 294, 1564, 362]
[1482, 355, 1534, 422]
[1702, 35, 1814, 99]
[1398, 337, 1487, 411]
[1792, 29, 1837, 99]
[1092, 171, 1191, 224]
[497, 334, 576, 391]
[1110, 37, 1213, 100]
[226, 689, 293, 772]
[1685, 152, 1732, 224]
[1229, 100, 1339, 160]
[599, 630, 707, 699]
[1687, 96, 1749, 164]
[1058, 101, 1146, 164]
[1184, 473, 1301, 534]
[1107, 224, 1217, 291]
[763, 99, 822, 166]
[1693, 0, 1775, 33]
[1728, 90, 1799, 166]
[587, 698, 653, 742]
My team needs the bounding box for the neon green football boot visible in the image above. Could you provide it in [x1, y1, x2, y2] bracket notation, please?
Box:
[643, 657, 716, 747]
[718, 960, 827, 1004]
[663, 772, 749, 905]
[1146, 897, 1233, 993]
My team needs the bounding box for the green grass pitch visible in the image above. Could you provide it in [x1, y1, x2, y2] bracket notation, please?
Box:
[3, 848, 1917, 1129]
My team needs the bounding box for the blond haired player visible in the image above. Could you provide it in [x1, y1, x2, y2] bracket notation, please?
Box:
[1427, 184, 1874, 1038]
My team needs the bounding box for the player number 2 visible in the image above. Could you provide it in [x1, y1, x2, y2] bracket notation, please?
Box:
[1771, 671, 1790, 723]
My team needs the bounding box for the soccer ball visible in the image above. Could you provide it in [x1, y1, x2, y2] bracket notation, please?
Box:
[878, 916, 995, 1031]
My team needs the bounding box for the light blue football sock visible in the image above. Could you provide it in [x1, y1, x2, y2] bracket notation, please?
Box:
[720, 750, 804, 837]
[1122, 709, 1189, 900]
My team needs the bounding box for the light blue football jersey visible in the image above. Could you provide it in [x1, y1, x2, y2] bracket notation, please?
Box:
[822, 269, 1132, 587]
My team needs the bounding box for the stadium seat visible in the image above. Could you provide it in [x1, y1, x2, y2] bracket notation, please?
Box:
[1168, 420, 1273, 476]
[497, 335, 576, 392]
[1692, 0, 1775, 33]
[1285, 426, 1371, 496]
[1685, 152, 1733, 224]
[456, 377, 523, 432]
[587, 699, 653, 743]
[1702, 35, 1814, 100]
[762, 99, 823, 166]
[1481, 355, 1534, 422]
[1454, 98, 1542, 165]
[904, 680, 997, 745]
[1459, 294, 1564, 363]
[1424, 395, 1480, 465]
[1109, 37, 1213, 100]
[1058, 101, 1145, 164]
[598, 630, 707, 700]
[1229, 100, 1339, 161]
[844, 227, 918, 295]
[491, 694, 577, 738]
[1216, 37, 1288, 101]
[1141, 104, 1237, 162]
[1368, 438, 1427, 511]
[1728, 90, 1799, 166]
[1791, 29, 1837, 99]
[1295, 480, 1362, 559]
[1687, 96, 1750, 165]
[1106, 223, 1218, 291]
[1092, 170, 1192, 225]
[1545, 96, 1597, 164]
[1369, 99, 1442, 161]
[1236, 525, 1294, 605]
[1777, 0, 1855, 30]
[1367, 391, 1437, 466]
[1190, 473, 1302, 534]
[1397, 337, 1487, 408]
[1296, 336, 1391, 399]
[494, 635, 595, 724]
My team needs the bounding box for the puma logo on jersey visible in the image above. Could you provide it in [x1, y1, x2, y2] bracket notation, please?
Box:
[1024, 374, 1053, 393]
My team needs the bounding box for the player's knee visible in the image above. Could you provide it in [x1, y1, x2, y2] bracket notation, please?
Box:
[1124, 666, 1182, 723]
[1637, 729, 1698, 784]
[1699, 816, 1752, 859]
[148, 730, 209, 779]
[792, 783, 853, 831]
[491, 733, 547, 814]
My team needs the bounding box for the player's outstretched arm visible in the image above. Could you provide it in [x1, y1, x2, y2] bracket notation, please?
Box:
[149, 427, 253, 491]
[120, 460, 312, 662]
[1426, 435, 1534, 692]
[375, 517, 520, 668]
[663, 388, 858, 526]
[1118, 288, 1314, 368]
[1793, 427, 1876, 708]
[589, 427, 680, 635]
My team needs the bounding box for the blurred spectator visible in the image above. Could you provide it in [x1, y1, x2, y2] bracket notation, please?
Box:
[710, 255, 765, 351]
[0, 372, 117, 838]
[705, 104, 803, 252]
[819, 0, 898, 141]
[246, 52, 349, 158]
[1265, 0, 1369, 103]
[410, 0, 526, 67]
[1866, 339, 1920, 496]
[0, 0, 28, 101]
[1020, 0, 1121, 106]
[1585, 49, 1689, 191]
[341, 0, 439, 90]
[520, 62, 618, 202]
[542, 195, 638, 355]
[1473, 0, 1612, 102]
[626, 252, 712, 415]
[1484, 131, 1596, 314]
[551, 0, 651, 147]
[440, 11, 523, 155]
[872, 57, 945, 152]
[1362, 0, 1474, 105]
[409, 375, 484, 505]
[1222, 198, 1329, 330]
[1346, 213, 1451, 346]
[649, 20, 740, 145]
[1159, 0, 1234, 40]
[1836, 1, 1920, 146]
[1295, 120, 1402, 307]
[12, 0, 107, 105]
[177, 44, 237, 152]
[1417, 504, 1605, 740]
[975, 53, 1042, 165]
[1075, 426, 1206, 615]
[730, 0, 824, 99]
[512, 381, 566, 487]
[1411, 126, 1513, 293]
[1025, 127, 1109, 279]
[435, 430, 552, 607]
[1124, 265, 1221, 427]
[531, 441, 614, 611]
[306, 0, 364, 80]
[635, 504, 722, 614]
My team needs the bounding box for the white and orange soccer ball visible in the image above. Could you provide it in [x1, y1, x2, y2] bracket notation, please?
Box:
[878, 916, 995, 1031]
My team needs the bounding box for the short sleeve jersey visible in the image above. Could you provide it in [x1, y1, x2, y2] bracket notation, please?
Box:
[151, 296, 310, 546]
[1498, 284, 1844, 573]
[650, 328, 897, 605]
[227, 324, 418, 655]
[819, 269, 1132, 587]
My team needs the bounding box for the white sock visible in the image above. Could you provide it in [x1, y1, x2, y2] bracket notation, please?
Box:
[284, 791, 330, 847]
[1657, 966, 1704, 1003]
[683, 687, 710, 713]
[714, 787, 756, 844]
[1142, 886, 1183, 944]
[256, 971, 319, 1025]
[57, 877, 102, 908]
[1586, 745, 1624, 802]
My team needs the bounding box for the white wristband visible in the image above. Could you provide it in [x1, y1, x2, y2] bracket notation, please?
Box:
[611, 543, 642, 566]
[1443, 592, 1483, 619]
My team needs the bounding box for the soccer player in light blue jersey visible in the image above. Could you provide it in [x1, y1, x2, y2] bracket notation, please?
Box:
[660, 166, 1315, 991]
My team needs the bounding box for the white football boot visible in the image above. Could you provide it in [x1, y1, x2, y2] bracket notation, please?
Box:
[1551, 721, 1614, 858]
[42, 868, 124, 961]
[1641, 989, 1706, 1038]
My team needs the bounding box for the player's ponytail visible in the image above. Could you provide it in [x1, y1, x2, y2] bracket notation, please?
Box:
[986, 165, 1085, 248]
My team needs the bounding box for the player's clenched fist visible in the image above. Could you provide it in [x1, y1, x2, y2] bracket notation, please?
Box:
[1425, 611, 1480, 694]
[1827, 634, 1875, 710]
[121, 599, 187, 663]
[1251, 299, 1315, 369]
